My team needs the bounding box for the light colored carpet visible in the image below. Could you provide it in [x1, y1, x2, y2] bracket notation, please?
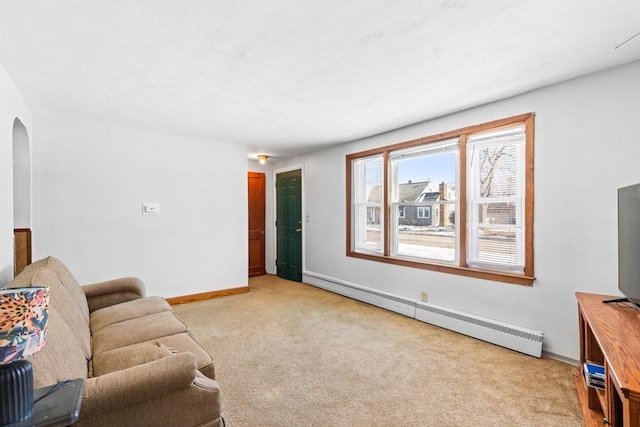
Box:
[173, 274, 584, 427]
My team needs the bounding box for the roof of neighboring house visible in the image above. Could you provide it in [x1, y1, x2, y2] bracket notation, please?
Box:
[400, 182, 431, 202]
[367, 181, 435, 203]
[416, 191, 440, 202]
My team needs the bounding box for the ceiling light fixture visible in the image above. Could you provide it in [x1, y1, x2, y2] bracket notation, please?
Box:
[257, 155, 269, 165]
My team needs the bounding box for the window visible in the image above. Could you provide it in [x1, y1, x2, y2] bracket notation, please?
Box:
[467, 126, 526, 273]
[346, 113, 534, 285]
[352, 156, 383, 254]
[416, 207, 430, 219]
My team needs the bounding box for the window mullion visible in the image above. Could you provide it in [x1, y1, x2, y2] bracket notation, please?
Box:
[383, 151, 390, 257]
[459, 134, 468, 268]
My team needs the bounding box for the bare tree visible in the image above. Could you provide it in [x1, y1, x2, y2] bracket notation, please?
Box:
[477, 145, 515, 223]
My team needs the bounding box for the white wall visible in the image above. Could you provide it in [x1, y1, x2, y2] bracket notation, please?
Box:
[32, 115, 248, 297]
[278, 61, 640, 360]
[0, 62, 33, 285]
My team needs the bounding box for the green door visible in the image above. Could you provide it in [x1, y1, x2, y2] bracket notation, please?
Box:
[276, 170, 302, 282]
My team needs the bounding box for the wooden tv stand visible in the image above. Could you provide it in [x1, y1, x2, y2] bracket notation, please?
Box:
[575, 293, 640, 426]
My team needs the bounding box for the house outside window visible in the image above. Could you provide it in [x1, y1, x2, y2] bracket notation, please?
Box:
[346, 113, 535, 285]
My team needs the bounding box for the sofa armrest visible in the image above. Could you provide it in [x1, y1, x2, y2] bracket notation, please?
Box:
[81, 352, 198, 418]
[82, 277, 146, 312]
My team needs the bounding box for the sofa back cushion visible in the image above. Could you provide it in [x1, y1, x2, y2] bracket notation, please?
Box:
[26, 305, 89, 388]
[7, 257, 92, 359]
[8, 257, 49, 287]
[44, 257, 90, 323]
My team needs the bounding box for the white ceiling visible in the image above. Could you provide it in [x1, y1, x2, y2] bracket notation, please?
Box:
[1, 1, 639, 160]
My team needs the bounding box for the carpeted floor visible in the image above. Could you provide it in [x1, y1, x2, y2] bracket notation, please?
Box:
[173, 274, 584, 427]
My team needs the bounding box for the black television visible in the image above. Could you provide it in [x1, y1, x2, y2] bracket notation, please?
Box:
[614, 183, 640, 310]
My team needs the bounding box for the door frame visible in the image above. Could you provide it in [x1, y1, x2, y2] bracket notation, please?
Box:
[272, 163, 305, 277]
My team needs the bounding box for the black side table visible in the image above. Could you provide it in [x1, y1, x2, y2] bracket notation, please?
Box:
[6, 379, 84, 427]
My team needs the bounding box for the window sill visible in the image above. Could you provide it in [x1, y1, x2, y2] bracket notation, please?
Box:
[347, 251, 535, 286]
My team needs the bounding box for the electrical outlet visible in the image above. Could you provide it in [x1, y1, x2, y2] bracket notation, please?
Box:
[420, 291, 428, 302]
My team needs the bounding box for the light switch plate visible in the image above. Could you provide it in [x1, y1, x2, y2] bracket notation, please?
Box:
[142, 203, 160, 215]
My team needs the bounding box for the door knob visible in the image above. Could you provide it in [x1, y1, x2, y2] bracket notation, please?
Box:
[296, 228, 302, 232]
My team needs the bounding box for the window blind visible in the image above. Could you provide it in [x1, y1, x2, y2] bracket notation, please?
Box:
[467, 125, 525, 273]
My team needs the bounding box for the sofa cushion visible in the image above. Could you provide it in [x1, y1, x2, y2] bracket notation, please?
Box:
[91, 341, 173, 376]
[91, 311, 188, 353]
[155, 332, 216, 379]
[92, 332, 215, 379]
[45, 257, 90, 324]
[90, 296, 171, 333]
[26, 307, 88, 389]
[30, 268, 92, 359]
[7, 258, 49, 287]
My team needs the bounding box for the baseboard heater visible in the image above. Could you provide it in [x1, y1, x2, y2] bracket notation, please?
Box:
[303, 271, 544, 358]
[302, 271, 416, 318]
[414, 302, 543, 358]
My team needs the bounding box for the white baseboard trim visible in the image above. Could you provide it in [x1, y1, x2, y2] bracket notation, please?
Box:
[542, 351, 578, 366]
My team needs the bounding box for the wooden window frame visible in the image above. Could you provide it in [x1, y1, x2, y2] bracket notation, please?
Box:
[346, 113, 535, 286]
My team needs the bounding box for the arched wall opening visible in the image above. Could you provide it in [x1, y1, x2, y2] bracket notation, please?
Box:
[13, 118, 30, 227]
[13, 117, 32, 275]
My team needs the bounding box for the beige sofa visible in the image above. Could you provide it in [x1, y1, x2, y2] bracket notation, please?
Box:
[7, 256, 223, 427]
